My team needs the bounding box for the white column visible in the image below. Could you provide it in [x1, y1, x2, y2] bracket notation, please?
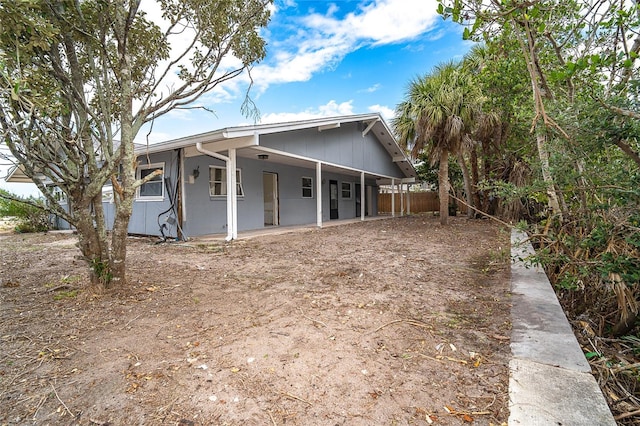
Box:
[400, 183, 404, 217]
[229, 148, 238, 240]
[316, 161, 322, 227]
[180, 148, 186, 235]
[225, 159, 233, 240]
[391, 178, 395, 217]
[360, 172, 365, 221]
[407, 183, 411, 215]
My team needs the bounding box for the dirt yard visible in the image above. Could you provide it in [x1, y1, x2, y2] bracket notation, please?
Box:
[0, 215, 511, 425]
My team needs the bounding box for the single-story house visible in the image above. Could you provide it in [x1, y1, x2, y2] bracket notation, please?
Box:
[6, 113, 416, 239]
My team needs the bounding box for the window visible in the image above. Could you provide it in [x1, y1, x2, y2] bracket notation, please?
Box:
[102, 186, 114, 203]
[302, 177, 313, 198]
[137, 163, 164, 200]
[341, 182, 352, 199]
[209, 166, 244, 197]
[52, 186, 68, 204]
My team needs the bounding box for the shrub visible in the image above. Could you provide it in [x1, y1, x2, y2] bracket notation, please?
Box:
[0, 189, 49, 233]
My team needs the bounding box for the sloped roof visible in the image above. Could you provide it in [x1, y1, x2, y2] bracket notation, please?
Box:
[4, 141, 147, 183]
[137, 113, 416, 179]
[5, 114, 417, 183]
[4, 164, 33, 183]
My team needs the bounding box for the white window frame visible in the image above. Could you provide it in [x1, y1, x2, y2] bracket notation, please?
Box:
[52, 186, 68, 205]
[302, 176, 313, 198]
[209, 166, 244, 197]
[102, 185, 114, 203]
[136, 162, 165, 201]
[341, 182, 352, 199]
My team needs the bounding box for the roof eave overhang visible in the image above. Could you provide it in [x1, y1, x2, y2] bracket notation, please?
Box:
[132, 113, 417, 179]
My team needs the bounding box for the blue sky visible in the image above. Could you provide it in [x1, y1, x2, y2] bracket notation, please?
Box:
[1, 0, 472, 196]
[141, 0, 472, 142]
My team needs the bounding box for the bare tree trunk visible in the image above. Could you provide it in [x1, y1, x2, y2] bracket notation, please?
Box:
[470, 147, 481, 216]
[534, 126, 562, 217]
[72, 198, 110, 289]
[108, 5, 138, 287]
[110, 56, 135, 286]
[457, 153, 474, 219]
[514, 15, 564, 220]
[438, 150, 450, 225]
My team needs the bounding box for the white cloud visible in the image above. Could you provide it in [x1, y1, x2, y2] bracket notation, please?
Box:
[139, 0, 442, 118]
[367, 104, 395, 122]
[360, 83, 381, 93]
[260, 100, 354, 123]
[252, 0, 441, 92]
[304, 0, 440, 46]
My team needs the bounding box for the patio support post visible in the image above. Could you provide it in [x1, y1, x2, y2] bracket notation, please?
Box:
[400, 183, 404, 217]
[360, 172, 365, 221]
[229, 148, 238, 240]
[179, 148, 186, 239]
[195, 142, 234, 241]
[391, 178, 395, 217]
[316, 161, 322, 227]
[407, 182, 411, 215]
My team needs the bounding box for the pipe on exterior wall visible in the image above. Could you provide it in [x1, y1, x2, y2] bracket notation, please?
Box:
[195, 142, 234, 242]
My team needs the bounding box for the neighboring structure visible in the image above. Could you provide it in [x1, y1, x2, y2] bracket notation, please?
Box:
[6, 114, 416, 239]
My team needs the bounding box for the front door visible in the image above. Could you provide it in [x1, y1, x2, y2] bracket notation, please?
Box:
[263, 172, 279, 226]
[329, 180, 339, 220]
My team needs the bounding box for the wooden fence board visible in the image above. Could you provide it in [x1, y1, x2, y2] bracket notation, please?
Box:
[378, 192, 466, 214]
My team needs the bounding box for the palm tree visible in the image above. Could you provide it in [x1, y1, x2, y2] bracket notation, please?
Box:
[393, 61, 481, 224]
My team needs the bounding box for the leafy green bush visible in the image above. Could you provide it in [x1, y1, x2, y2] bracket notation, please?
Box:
[0, 189, 49, 233]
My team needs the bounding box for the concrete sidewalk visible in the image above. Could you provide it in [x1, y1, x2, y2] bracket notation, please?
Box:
[509, 230, 616, 425]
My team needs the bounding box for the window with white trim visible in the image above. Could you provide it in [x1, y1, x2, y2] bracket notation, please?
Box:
[209, 166, 244, 197]
[302, 177, 313, 198]
[136, 163, 164, 200]
[102, 186, 114, 203]
[341, 182, 352, 199]
[52, 186, 68, 204]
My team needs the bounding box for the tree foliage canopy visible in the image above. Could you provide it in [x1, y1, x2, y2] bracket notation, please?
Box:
[0, 0, 272, 288]
[426, 1, 640, 419]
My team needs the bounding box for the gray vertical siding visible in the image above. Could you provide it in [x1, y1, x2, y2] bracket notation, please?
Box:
[123, 150, 179, 237]
[93, 121, 402, 237]
[181, 154, 379, 236]
[260, 122, 406, 178]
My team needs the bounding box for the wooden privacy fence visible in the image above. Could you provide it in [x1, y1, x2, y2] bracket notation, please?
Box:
[378, 191, 467, 214]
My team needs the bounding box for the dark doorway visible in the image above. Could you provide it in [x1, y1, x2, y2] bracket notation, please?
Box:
[329, 180, 339, 219]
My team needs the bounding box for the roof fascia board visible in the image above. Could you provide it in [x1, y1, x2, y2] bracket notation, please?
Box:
[140, 134, 257, 158]
[224, 113, 381, 138]
[132, 113, 382, 155]
[134, 130, 227, 155]
[371, 120, 417, 177]
[197, 135, 258, 153]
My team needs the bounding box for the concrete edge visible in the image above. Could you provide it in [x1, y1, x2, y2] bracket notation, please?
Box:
[509, 230, 616, 425]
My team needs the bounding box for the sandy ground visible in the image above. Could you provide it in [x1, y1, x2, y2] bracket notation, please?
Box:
[0, 215, 511, 425]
